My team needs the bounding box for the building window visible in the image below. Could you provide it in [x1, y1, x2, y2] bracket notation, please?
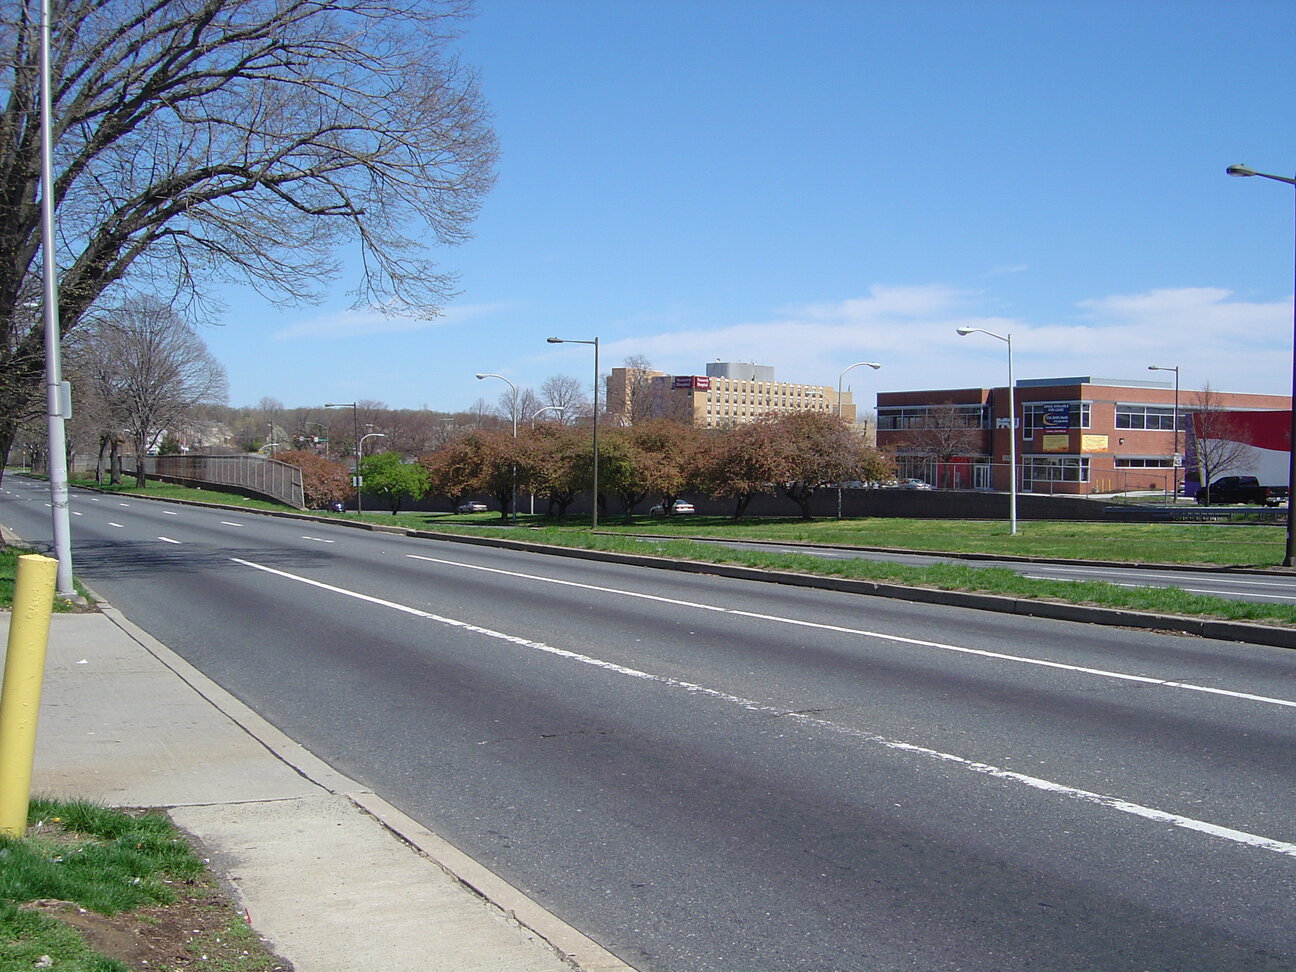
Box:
[1115, 403, 1176, 430]
[1021, 455, 1090, 483]
[1114, 457, 1173, 468]
[877, 404, 991, 431]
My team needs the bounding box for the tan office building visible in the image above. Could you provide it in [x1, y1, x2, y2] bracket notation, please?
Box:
[607, 362, 855, 428]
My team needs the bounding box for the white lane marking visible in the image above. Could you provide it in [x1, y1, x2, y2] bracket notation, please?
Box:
[118, 503, 130, 507]
[221, 521, 244, 527]
[108, 522, 124, 528]
[163, 510, 178, 516]
[302, 536, 335, 544]
[88, 497, 100, 502]
[157, 536, 181, 544]
[405, 554, 1296, 710]
[72, 510, 82, 516]
[231, 556, 1296, 859]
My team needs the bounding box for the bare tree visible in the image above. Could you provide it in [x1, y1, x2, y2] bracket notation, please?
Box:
[899, 403, 983, 461]
[0, 0, 497, 465]
[72, 297, 228, 486]
[541, 374, 590, 425]
[1188, 384, 1256, 502]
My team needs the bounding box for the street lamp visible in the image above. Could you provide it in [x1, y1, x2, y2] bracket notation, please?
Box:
[1147, 365, 1180, 503]
[476, 373, 518, 519]
[324, 402, 360, 512]
[1226, 163, 1296, 566]
[836, 361, 881, 518]
[359, 432, 386, 456]
[527, 406, 567, 514]
[39, 0, 72, 595]
[957, 326, 1017, 535]
[547, 336, 600, 528]
[531, 405, 566, 426]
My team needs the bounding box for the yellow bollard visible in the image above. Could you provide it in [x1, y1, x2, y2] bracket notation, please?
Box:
[0, 554, 58, 836]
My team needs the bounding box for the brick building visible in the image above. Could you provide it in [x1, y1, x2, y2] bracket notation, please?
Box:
[876, 376, 1290, 495]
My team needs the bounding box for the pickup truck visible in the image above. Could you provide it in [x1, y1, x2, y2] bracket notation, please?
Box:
[1196, 476, 1288, 506]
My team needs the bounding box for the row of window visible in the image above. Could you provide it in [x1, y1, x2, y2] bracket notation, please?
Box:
[876, 404, 991, 431]
[881, 401, 1184, 434]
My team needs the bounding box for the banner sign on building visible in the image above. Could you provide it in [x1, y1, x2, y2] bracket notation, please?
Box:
[1081, 434, 1109, 453]
[1041, 403, 1071, 432]
[672, 376, 710, 390]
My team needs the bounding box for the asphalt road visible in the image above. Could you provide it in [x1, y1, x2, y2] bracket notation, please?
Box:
[5, 476, 1296, 971]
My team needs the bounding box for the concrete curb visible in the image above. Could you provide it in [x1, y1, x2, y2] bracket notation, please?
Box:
[91, 595, 637, 972]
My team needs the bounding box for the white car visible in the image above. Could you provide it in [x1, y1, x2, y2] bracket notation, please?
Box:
[649, 500, 696, 516]
[899, 479, 932, 490]
[456, 501, 489, 513]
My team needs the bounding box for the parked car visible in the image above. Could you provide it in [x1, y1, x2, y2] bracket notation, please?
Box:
[456, 500, 489, 513]
[899, 478, 932, 490]
[1195, 476, 1285, 506]
[649, 500, 696, 516]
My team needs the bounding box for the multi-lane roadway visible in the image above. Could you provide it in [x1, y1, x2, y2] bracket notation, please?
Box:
[4, 475, 1295, 971]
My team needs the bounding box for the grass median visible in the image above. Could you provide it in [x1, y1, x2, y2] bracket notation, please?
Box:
[32, 476, 1296, 628]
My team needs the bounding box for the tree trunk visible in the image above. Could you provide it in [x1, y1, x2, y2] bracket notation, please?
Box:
[134, 435, 147, 488]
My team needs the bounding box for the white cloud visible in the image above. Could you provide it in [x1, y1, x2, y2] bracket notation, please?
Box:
[272, 302, 513, 341]
[596, 284, 1295, 401]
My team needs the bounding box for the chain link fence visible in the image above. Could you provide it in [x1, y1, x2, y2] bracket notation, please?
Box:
[131, 454, 305, 509]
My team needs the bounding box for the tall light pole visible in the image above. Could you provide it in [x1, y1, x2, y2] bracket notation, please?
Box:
[359, 432, 386, 457]
[476, 373, 518, 520]
[547, 337, 600, 528]
[527, 407, 566, 514]
[531, 405, 566, 427]
[1226, 163, 1296, 566]
[957, 327, 1017, 535]
[324, 402, 360, 512]
[40, 0, 73, 595]
[836, 361, 881, 518]
[1147, 364, 1180, 503]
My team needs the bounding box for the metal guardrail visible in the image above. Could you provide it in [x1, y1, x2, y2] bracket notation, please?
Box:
[132, 455, 305, 509]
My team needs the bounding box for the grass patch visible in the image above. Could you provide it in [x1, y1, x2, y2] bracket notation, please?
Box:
[0, 544, 89, 612]
[68, 477, 295, 513]
[0, 798, 285, 971]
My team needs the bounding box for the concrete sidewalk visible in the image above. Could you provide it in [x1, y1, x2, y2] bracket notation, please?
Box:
[5, 606, 634, 972]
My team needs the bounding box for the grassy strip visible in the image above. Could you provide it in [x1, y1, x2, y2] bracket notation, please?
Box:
[67, 477, 296, 513]
[0, 798, 282, 972]
[33, 477, 1296, 624]
[0, 545, 88, 612]
[422, 525, 1296, 627]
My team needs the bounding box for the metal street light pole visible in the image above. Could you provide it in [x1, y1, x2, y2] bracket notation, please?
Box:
[40, 0, 73, 595]
[836, 361, 881, 518]
[547, 337, 600, 528]
[527, 406, 567, 514]
[1147, 365, 1180, 503]
[957, 327, 1017, 535]
[1226, 164, 1296, 566]
[476, 373, 518, 520]
[324, 402, 360, 512]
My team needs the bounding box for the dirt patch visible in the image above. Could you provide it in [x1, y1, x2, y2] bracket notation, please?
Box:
[24, 883, 291, 970]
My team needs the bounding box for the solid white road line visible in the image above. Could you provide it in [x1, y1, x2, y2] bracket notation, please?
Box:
[230, 556, 1296, 860]
[157, 537, 181, 544]
[404, 555, 1296, 710]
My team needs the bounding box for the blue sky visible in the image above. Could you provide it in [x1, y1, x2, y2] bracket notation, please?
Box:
[206, 0, 1296, 413]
